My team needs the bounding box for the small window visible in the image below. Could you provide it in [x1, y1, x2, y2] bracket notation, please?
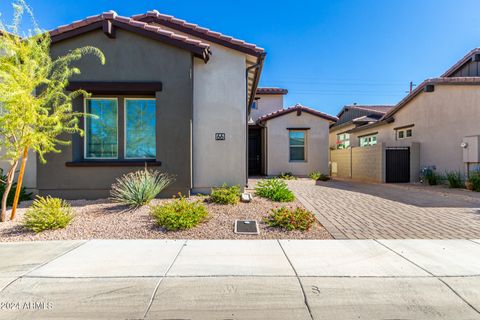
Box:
[85, 98, 118, 159]
[336, 133, 350, 149]
[125, 99, 156, 159]
[360, 134, 377, 147]
[397, 128, 413, 140]
[289, 130, 306, 161]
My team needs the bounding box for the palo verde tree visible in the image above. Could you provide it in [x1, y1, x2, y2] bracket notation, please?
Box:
[0, 1, 105, 221]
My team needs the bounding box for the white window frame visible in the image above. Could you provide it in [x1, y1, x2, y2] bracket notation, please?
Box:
[359, 134, 377, 147]
[84, 97, 119, 160]
[289, 130, 307, 162]
[124, 98, 157, 160]
[336, 132, 350, 149]
[397, 128, 413, 140]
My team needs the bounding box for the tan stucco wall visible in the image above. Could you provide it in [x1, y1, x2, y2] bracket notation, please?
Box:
[265, 112, 331, 176]
[330, 148, 351, 178]
[330, 144, 384, 182]
[351, 85, 480, 177]
[250, 94, 284, 121]
[192, 43, 247, 192]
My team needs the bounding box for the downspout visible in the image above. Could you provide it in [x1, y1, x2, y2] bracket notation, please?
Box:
[245, 53, 266, 186]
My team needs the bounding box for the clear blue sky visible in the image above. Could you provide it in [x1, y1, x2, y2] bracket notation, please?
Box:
[2, 0, 479, 115]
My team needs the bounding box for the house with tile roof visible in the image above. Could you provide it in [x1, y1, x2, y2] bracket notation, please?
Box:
[330, 48, 480, 183]
[12, 10, 267, 198]
[249, 88, 337, 176]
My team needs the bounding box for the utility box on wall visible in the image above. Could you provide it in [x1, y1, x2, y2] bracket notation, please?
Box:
[462, 136, 480, 163]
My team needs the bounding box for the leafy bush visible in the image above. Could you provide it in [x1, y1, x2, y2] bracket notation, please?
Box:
[24, 196, 74, 233]
[264, 207, 316, 231]
[309, 171, 322, 180]
[210, 184, 241, 205]
[278, 172, 297, 180]
[445, 170, 463, 188]
[0, 169, 32, 207]
[424, 170, 443, 186]
[110, 169, 174, 208]
[255, 179, 294, 202]
[469, 172, 480, 192]
[150, 194, 208, 231]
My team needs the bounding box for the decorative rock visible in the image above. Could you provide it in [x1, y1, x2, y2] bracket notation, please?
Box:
[241, 193, 253, 203]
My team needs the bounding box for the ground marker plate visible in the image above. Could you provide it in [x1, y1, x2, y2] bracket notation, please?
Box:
[234, 220, 259, 235]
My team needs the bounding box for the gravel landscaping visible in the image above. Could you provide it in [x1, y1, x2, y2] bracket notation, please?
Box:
[0, 196, 331, 241]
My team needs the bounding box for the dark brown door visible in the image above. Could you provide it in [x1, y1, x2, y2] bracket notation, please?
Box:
[386, 147, 410, 183]
[248, 129, 261, 176]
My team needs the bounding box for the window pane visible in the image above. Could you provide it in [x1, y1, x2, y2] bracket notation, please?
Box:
[406, 129, 412, 137]
[289, 131, 305, 146]
[290, 147, 305, 161]
[125, 99, 156, 158]
[398, 131, 404, 139]
[85, 99, 118, 158]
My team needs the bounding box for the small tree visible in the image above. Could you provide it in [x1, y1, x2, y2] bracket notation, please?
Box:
[0, 1, 105, 221]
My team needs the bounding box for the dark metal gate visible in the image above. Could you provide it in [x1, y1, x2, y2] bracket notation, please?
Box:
[248, 129, 262, 176]
[386, 147, 410, 183]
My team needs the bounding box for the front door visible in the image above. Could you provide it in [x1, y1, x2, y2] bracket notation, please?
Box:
[248, 128, 262, 176]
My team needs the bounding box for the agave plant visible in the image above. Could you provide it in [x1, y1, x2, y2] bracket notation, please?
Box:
[110, 169, 174, 208]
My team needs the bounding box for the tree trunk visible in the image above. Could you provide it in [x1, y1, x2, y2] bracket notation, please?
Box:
[1, 160, 19, 222]
[10, 147, 29, 220]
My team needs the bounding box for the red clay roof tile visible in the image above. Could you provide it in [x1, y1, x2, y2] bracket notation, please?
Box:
[258, 104, 338, 122]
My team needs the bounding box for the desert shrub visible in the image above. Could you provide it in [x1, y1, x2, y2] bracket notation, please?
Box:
[264, 207, 316, 231]
[445, 170, 463, 188]
[110, 169, 174, 208]
[469, 172, 480, 192]
[424, 170, 443, 186]
[318, 173, 330, 181]
[255, 179, 294, 202]
[0, 169, 32, 207]
[309, 171, 322, 180]
[278, 172, 297, 180]
[24, 196, 74, 233]
[150, 194, 208, 231]
[210, 184, 241, 205]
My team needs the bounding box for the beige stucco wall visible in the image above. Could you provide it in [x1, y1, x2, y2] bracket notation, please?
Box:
[329, 123, 356, 149]
[330, 148, 351, 178]
[330, 144, 384, 182]
[265, 112, 331, 176]
[250, 94, 284, 121]
[192, 44, 247, 192]
[351, 85, 480, 177]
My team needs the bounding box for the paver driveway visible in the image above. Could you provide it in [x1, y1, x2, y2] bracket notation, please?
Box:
[288, 179, 480, 239]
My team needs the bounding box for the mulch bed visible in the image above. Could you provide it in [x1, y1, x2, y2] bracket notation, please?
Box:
[0, 196, 332, 242]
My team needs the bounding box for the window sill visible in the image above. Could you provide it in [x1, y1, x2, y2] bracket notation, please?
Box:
[65, 160, 161, 167]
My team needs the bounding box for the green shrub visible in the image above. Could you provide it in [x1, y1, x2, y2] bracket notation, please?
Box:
[469, 172, 480, 192]
[425, 170, 443, 186]
[278, 172, 297, 180]
[309, 171, 322, 180]
[110, 169, 174, 208]
[255, 179, 294, 202]
[150, 194, 208, 231]
[0, 169, 32, 207]
[210, 184, 241, 205]
[24, 196, 74, 233]
[264, 207, 316, 231]
[445, 170, 463, 188]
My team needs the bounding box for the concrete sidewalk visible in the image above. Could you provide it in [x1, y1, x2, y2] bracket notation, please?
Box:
[1, 240, 480, 319]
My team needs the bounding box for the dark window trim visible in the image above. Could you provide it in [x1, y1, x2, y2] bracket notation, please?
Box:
[67, 82, 162, 95]
[66, 160, 161, 167]
[394, 124, 415, 131]
[286, 127, 310, 130]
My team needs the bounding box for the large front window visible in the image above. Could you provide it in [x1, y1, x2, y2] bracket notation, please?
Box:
[360, 134, 377, 147]
[125, 99, 156, 158]
[289, 130, 306, 161]
[85, 98, 118, 159]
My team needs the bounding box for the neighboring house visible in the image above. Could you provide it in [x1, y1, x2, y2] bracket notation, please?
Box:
[249, 88, 337, 176]
[329, 104, 394, 149]
[331, 48, 480, 183]
[31, 10, 265, 199]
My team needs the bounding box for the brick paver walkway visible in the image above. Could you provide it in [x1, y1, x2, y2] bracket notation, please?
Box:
[288, 179, 480, 239]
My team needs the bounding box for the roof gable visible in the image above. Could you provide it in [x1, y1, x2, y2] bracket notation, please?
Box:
[441, 48, 480, 77]
[132, 10, 264, 57]
[258, 104, 337, 123]
[49, 11, 212, 62]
